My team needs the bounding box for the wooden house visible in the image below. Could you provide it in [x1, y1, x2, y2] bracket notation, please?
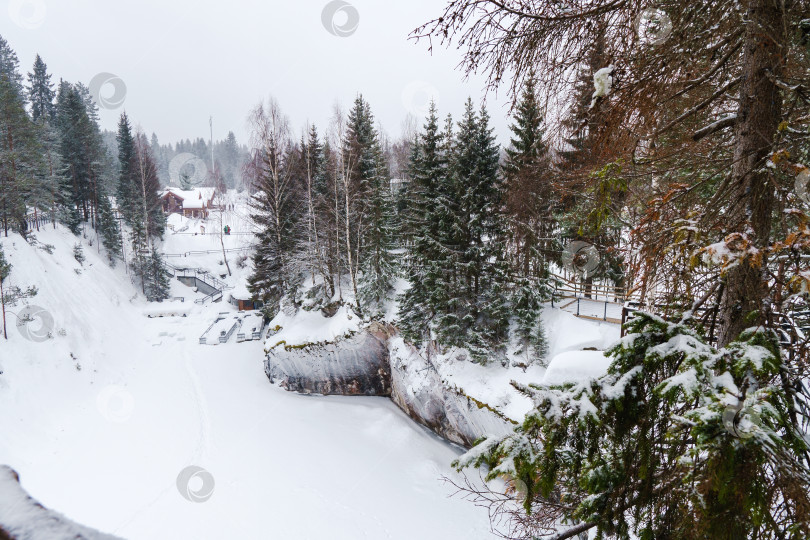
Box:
[160, 187, 217, 219]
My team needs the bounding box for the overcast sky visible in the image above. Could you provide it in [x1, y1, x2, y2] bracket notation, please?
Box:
[4, 0, 514, 148]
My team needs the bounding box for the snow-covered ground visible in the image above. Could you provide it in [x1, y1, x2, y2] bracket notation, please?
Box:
[0, 220, 497, 539]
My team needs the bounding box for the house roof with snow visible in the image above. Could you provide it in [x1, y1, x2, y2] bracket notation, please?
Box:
[160, 187, 216, 209]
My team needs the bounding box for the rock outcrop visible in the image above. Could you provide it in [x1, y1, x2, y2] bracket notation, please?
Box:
[264, 322, 392, 396]
[0, 465, 122, 540]
[388, 339, 515, 447]
[264, 323, 515, 448]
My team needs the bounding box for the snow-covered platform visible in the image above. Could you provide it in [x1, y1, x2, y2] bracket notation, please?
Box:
[199, 312, 241, 344]
[236, 312, 265, 342]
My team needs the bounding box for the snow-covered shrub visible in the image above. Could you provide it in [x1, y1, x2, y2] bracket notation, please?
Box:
[73, 243, 85, 265]
[0, 244, 9, 282]
[511, 276, 551, 365]
[1, 285, 38, 307]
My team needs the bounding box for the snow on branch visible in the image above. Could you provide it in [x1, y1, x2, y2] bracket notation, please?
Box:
[692, 114, 737, 141]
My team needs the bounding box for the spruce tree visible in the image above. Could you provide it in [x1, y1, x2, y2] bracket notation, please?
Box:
[398, 102, 447, 342]
[301, 124, 333, 295]
[96, 185, 121, 266]
[458, 314, 810, 538]
[115, 113, 137, 226]
[142, 246, 170, 302]
[399, 100, 510, 361]
[502, 74, 554, 364]
[27, 54, 54, 122]
[54, 82, 105, 230]
[342, 95, 397, 313]
[433, 99, 510, 360]
[355, 103, 397, 314]
[503, 72, 554, 275]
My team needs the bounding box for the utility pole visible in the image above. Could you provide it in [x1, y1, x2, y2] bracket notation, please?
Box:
[210, 116, 215, 175]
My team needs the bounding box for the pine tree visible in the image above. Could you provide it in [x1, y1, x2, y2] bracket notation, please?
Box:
[25, 61, 67, 234]
[399, 100, 510, 361]
[28, 119, 66, 232]
[469, 104, 511, 353]
[0, 242, 9, 339]
[0, 35, 24, 101]
[0, 66, 41, 237]
[222, 131, 239, 189]
[74, 83, 100, 126]
[0, 243, 9, 279]
[511, 275, 551, 364]
[27, 54, 54, 122]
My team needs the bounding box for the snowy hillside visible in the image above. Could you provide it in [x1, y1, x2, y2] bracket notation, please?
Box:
[0, 224, 497, 539]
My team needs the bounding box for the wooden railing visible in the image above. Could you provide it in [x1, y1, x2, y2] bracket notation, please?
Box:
[551, 274, 636, 303]
[549, 274, 636, 324]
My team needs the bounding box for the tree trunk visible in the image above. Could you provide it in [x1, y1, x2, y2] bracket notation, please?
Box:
[718, 0, 784, 347]
[0, 274, 6, 340]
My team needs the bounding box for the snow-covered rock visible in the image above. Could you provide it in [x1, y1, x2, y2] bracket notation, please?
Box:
[389, 339, 515, 447]
[543, 350, 613, 386]
[263, 322, 516, 447]
[264, 322, 393, 395]
[0, 465, 122, 540]
[262, 295, 622, 448]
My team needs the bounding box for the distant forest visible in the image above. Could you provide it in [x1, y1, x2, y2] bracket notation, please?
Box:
[99, 130, 251, 191]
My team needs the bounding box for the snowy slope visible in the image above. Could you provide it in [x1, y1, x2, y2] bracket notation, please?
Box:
[0, 225, 496, 539]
